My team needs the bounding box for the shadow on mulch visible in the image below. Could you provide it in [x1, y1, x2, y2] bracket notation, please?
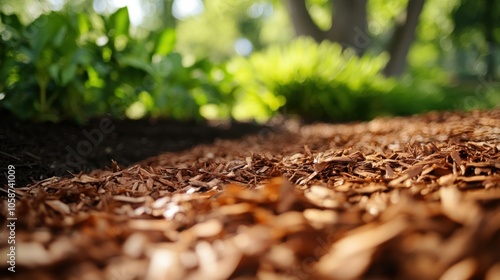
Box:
[0, 110, 270, 186]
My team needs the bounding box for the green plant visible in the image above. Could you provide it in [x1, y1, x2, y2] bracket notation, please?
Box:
[228, 37, 393, 121]
[227, 37, 472, 122]
[0, 7, 234, 122]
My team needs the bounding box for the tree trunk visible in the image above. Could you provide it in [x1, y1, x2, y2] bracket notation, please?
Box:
[283, 0, 325, 42]
[284, 0, 369, 54]
[383, 0, 425, 77]
[327, 0, 369, 54]
[283, 0, 423, 75]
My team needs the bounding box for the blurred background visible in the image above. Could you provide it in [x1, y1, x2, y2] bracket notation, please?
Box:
[0, 0, 498, 123]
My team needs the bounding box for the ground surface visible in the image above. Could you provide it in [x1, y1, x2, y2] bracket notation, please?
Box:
[1, 109, 500, 279]
[0, 110, 268, 186]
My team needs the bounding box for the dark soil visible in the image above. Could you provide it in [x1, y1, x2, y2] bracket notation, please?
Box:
[0, 109, 269, 186]
[1, 109, 500, 279]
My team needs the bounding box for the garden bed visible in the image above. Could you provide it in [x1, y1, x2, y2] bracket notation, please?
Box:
[1, 109, 500, 279]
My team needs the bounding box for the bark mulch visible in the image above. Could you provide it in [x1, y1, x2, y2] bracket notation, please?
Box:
[0, 109, 267, 186]
[1, 109, 500, 279]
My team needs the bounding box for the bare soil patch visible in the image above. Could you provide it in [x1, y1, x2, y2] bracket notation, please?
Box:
[1, 109, 500, 279]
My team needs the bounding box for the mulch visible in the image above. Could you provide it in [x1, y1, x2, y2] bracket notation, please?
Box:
[1, 109, 500, 279]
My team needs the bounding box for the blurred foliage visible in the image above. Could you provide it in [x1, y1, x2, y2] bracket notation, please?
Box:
[0, 0, 175, 33]
[0, 0, 498, 124]
[451, 0, 500, 47]
[0, 7, 233, 122]
[229, 37, 455, 122]
[450, 0, 500, 78]
[175, 0, 288, 62]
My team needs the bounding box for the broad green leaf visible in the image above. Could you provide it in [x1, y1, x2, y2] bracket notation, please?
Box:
[61, 63, 77, 86]
[108, 7, 130, 39]
[48, 64, 60, 84]
[77, 13, 90, 35]
[52, 25, 68, 48]
[117, 55, 152, 74]
[72, 48, 93, 66]
[26, 12, 66, 61]
[154, 28, 176, 56]
[85, 66, 105, 88]
[138, 91, 154, 109]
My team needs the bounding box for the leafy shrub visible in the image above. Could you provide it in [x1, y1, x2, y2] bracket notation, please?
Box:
[228, 37, 454, 122]
[228, 37, 388, 121]
[0, 8, 233, 122]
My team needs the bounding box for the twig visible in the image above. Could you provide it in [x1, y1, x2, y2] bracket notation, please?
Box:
[0, 151, 21, 161]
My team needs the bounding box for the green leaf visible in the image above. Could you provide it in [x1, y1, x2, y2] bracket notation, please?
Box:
[26, 12, 66, 61]
[108, 7, 130, 38]
[117, 55, 152, 73]
[61, 63, 77, 85]
[154, 28, 176, 56]
[77, 13, 90, 35]
[48, 64, 60, 83]
[72, 48, 93, 65]
[52, 25, 68, 47]
[138, 91, 154, 109]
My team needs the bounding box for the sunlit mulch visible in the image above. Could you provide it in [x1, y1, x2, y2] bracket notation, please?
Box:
[2, 109, 500, 279]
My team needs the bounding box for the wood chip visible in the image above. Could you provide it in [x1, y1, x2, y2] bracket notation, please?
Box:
[45, 200, 71, 215]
